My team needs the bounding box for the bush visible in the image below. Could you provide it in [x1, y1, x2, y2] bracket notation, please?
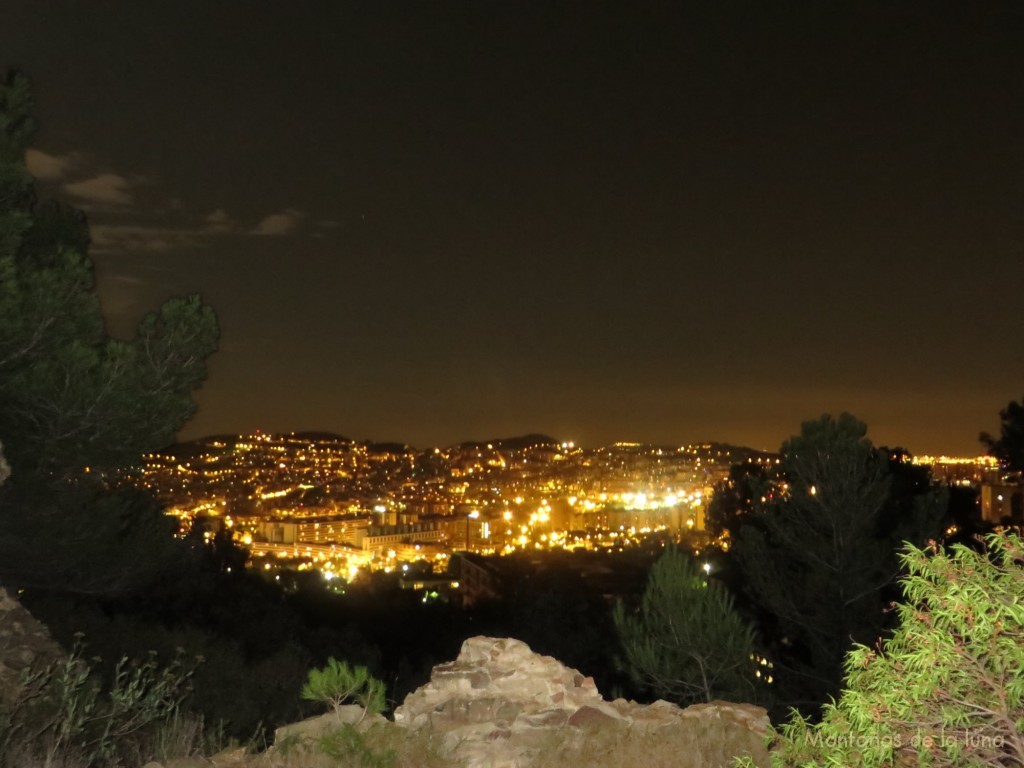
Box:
[0, 639, 208, 767]
[302, 658, 386, 717]
[296, 658, 397, 767]
[745, 531, 1024, 767]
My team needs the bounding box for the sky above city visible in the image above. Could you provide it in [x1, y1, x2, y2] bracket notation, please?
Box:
[4, 2, 1022, 454]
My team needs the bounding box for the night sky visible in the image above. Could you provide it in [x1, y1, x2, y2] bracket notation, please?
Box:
[4, 2, 1022, 454]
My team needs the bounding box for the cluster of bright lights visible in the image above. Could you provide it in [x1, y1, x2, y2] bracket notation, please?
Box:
[528, 501, 551, 525]
[259, 489, 290, 500]
[912, 455, 999, 466]
[751, 654, 775, 684]
[143, 432, 733, 584]
[249, 540, 375, 585]
[612, 489, 703, 510]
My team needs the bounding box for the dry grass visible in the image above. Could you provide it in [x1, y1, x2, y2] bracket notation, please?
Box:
[3, 701, 763, 768]
[253, 717, 765, 768]
[264, 721, 457, 768]
[529, 720, 768, 768]
[148, 711, 231, 764]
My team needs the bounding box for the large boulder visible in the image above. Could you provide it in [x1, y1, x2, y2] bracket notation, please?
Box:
[0, 440, 65, 705]
[273, 704, 387, 745]
[0, 586, 66, 705]
[394, 636, 769, 768]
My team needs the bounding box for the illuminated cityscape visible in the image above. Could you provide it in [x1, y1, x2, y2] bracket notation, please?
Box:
[3, 6, 1023, 763]
[124, 433, 1004, 591]
[126, 433, 773, 583]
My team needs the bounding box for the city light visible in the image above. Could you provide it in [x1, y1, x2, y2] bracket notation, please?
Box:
[130, 432, 996, 585]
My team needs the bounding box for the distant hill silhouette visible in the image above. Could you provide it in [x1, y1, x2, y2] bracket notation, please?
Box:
[458, 434, 559, 451]
[290, 431, 352, 442]
[170, 431, 351, 451]
[364, 441, 412, 454]
[169, 432, 769, 461]
[694, 442, 776, 462]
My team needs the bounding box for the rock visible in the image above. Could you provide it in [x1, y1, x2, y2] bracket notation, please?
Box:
[209, 745, 250, 765]
[162, 759, 212, 768]
[273, 705, 385, 747]
[567, 704, 620, 728]
[0, 443, 65, 706]
[394, 636, 769, 768]
[683, 700, 772, 735]
[0, 586, 67, 705]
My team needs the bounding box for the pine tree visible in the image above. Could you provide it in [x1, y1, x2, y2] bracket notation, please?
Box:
[980, 397, 1024, 475]
[0, 72, 219, 593]
[730, 413, 947, 714]
[613, 547, 758, 706]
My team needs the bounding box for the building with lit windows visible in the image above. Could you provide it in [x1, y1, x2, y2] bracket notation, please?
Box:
[980, 483, 1024, 523]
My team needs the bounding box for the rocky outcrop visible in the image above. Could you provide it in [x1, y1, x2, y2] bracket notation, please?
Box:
[0, 440, 65, 704]
[135, 636, 773, 768]
[394, 636, 770, 768]
[273, 703, 388, 745]
[0, 588, 66, 705]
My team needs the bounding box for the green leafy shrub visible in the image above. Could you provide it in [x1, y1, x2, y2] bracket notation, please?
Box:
[293, 660, 452, 767]
[743, 531, 1024, 767]
[297, 659, 395, 767]
[302, 658, 386, 717]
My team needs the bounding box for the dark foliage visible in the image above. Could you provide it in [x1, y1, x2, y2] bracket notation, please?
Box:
[726, 414, 948, 717]
[0, 71, 218, 595]
[705, 460, 769, 537]
[980, 397, 1024, 475]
